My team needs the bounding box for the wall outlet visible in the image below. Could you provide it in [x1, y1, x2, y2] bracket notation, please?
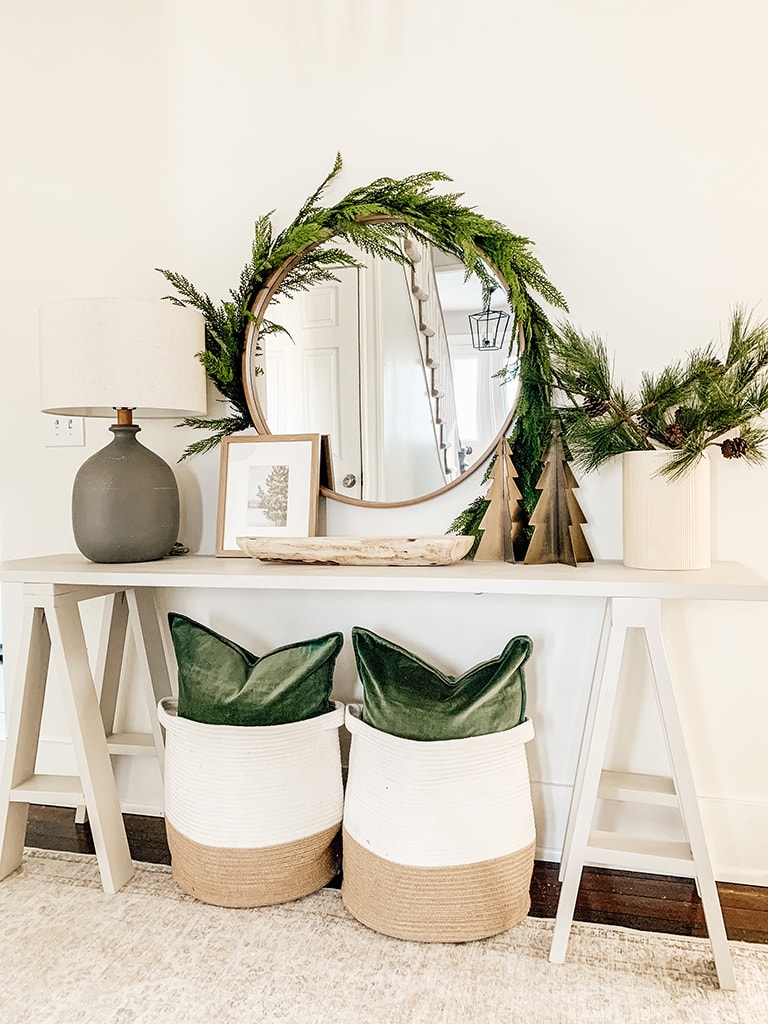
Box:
[44, 415, 85, 447]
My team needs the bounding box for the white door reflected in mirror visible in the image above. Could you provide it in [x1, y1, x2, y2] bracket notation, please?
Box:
[254, 240, 520, 506]
[256, 267, 363, 500]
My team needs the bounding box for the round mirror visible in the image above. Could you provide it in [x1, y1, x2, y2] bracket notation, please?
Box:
[243, 230, 521, 507]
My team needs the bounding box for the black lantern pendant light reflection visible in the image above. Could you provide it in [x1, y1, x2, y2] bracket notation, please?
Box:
[468, 287, 510, 351]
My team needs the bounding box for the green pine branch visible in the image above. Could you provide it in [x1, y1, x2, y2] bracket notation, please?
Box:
[446, 494, 490, 560]
[551, 305, 768, 478]
[175, 414, 252, 461]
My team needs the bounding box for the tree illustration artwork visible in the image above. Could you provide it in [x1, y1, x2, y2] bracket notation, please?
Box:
[252, 464, 289, 527]
[524, 426, 593, 566]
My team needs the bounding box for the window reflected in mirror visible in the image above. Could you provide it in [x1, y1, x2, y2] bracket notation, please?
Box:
[252, 236, 520, 505]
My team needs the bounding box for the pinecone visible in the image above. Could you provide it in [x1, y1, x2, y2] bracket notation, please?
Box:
[720, 437, 749, 459]
[663, 422, 686, 448]
[582, 394, 609, 418]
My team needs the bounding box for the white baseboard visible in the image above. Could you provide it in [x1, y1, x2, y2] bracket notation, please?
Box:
[0, 736, 164, 818]
[1, 739, 765, 885]
[118, 801, 164, 818]
[530, 779, 768, 887]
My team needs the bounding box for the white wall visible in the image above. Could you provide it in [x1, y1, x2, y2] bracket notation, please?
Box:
[2, 0, 767, 882]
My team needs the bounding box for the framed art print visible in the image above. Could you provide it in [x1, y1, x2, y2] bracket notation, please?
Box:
[216, 434, 321, 556]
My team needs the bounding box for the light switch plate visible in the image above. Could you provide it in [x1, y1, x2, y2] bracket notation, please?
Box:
[44, 415, 85, 447]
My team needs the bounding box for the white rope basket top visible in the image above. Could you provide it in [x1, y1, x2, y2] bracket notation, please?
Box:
[159, 698, 344, 849]
[343, 704, 536, 867]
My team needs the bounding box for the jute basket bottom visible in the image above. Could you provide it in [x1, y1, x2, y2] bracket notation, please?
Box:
[341, 829, 535, 942]
[166, 821, 341, 908]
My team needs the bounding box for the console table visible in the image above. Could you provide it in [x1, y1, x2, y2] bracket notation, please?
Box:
[1, 553, 766, 989]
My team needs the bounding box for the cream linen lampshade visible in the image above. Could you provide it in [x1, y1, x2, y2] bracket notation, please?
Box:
[39, 297, 207, 563]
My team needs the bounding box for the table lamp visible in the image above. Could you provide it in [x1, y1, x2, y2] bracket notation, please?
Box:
[39, 297, 208, 563]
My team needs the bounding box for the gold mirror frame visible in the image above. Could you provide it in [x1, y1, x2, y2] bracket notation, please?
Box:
[241, 216, 524, 508]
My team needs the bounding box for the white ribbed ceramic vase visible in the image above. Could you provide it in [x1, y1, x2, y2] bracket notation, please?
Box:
[622, 450, 711, 570]
[158, 698, 344, 907]
[341, 704, 536, 943]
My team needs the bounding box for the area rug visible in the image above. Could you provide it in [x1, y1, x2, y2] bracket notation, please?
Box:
[1, 849, 766, 1024]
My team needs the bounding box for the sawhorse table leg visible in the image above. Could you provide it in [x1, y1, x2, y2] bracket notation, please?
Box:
[0, 583, 171, 894]
[75, 589, 172, 823]
[549, 597, 736, 990]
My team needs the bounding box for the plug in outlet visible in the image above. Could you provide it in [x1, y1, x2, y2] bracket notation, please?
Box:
[45, 415, 85, 447]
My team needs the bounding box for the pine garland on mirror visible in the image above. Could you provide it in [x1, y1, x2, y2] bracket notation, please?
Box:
[157, 155, 567, 532]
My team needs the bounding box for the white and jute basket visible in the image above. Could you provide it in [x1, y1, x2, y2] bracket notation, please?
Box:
[158, 698, 344, 908]
[341, 704, 536, 942]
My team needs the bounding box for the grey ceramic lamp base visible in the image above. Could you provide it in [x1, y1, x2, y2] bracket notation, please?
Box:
[72, 424, 179, 563]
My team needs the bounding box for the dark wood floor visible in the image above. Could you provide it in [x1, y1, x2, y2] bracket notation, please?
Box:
[24, 805, 768, 944]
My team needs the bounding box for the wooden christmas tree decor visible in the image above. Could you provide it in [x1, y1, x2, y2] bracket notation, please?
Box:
[473, 439, 525, 562]
[524, 425, 594, 566]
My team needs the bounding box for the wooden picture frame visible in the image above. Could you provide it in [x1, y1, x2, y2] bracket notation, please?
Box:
[216, 434, 321, 556]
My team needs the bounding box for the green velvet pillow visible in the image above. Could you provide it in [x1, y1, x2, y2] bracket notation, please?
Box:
[168, 613, 343, 727]
[351, 626, 532, 741]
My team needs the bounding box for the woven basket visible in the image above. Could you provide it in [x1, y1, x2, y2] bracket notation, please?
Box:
[158, 698, 344, 907]
[341, 704, 535, 942]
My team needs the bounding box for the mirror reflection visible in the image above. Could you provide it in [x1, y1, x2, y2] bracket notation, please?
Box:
[252, 236, 520, 504]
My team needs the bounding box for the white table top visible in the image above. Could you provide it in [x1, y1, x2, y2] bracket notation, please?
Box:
[1, 553, 767, 601]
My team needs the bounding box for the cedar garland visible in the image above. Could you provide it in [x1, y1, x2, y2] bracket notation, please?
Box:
[157, 155, 567, 539]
